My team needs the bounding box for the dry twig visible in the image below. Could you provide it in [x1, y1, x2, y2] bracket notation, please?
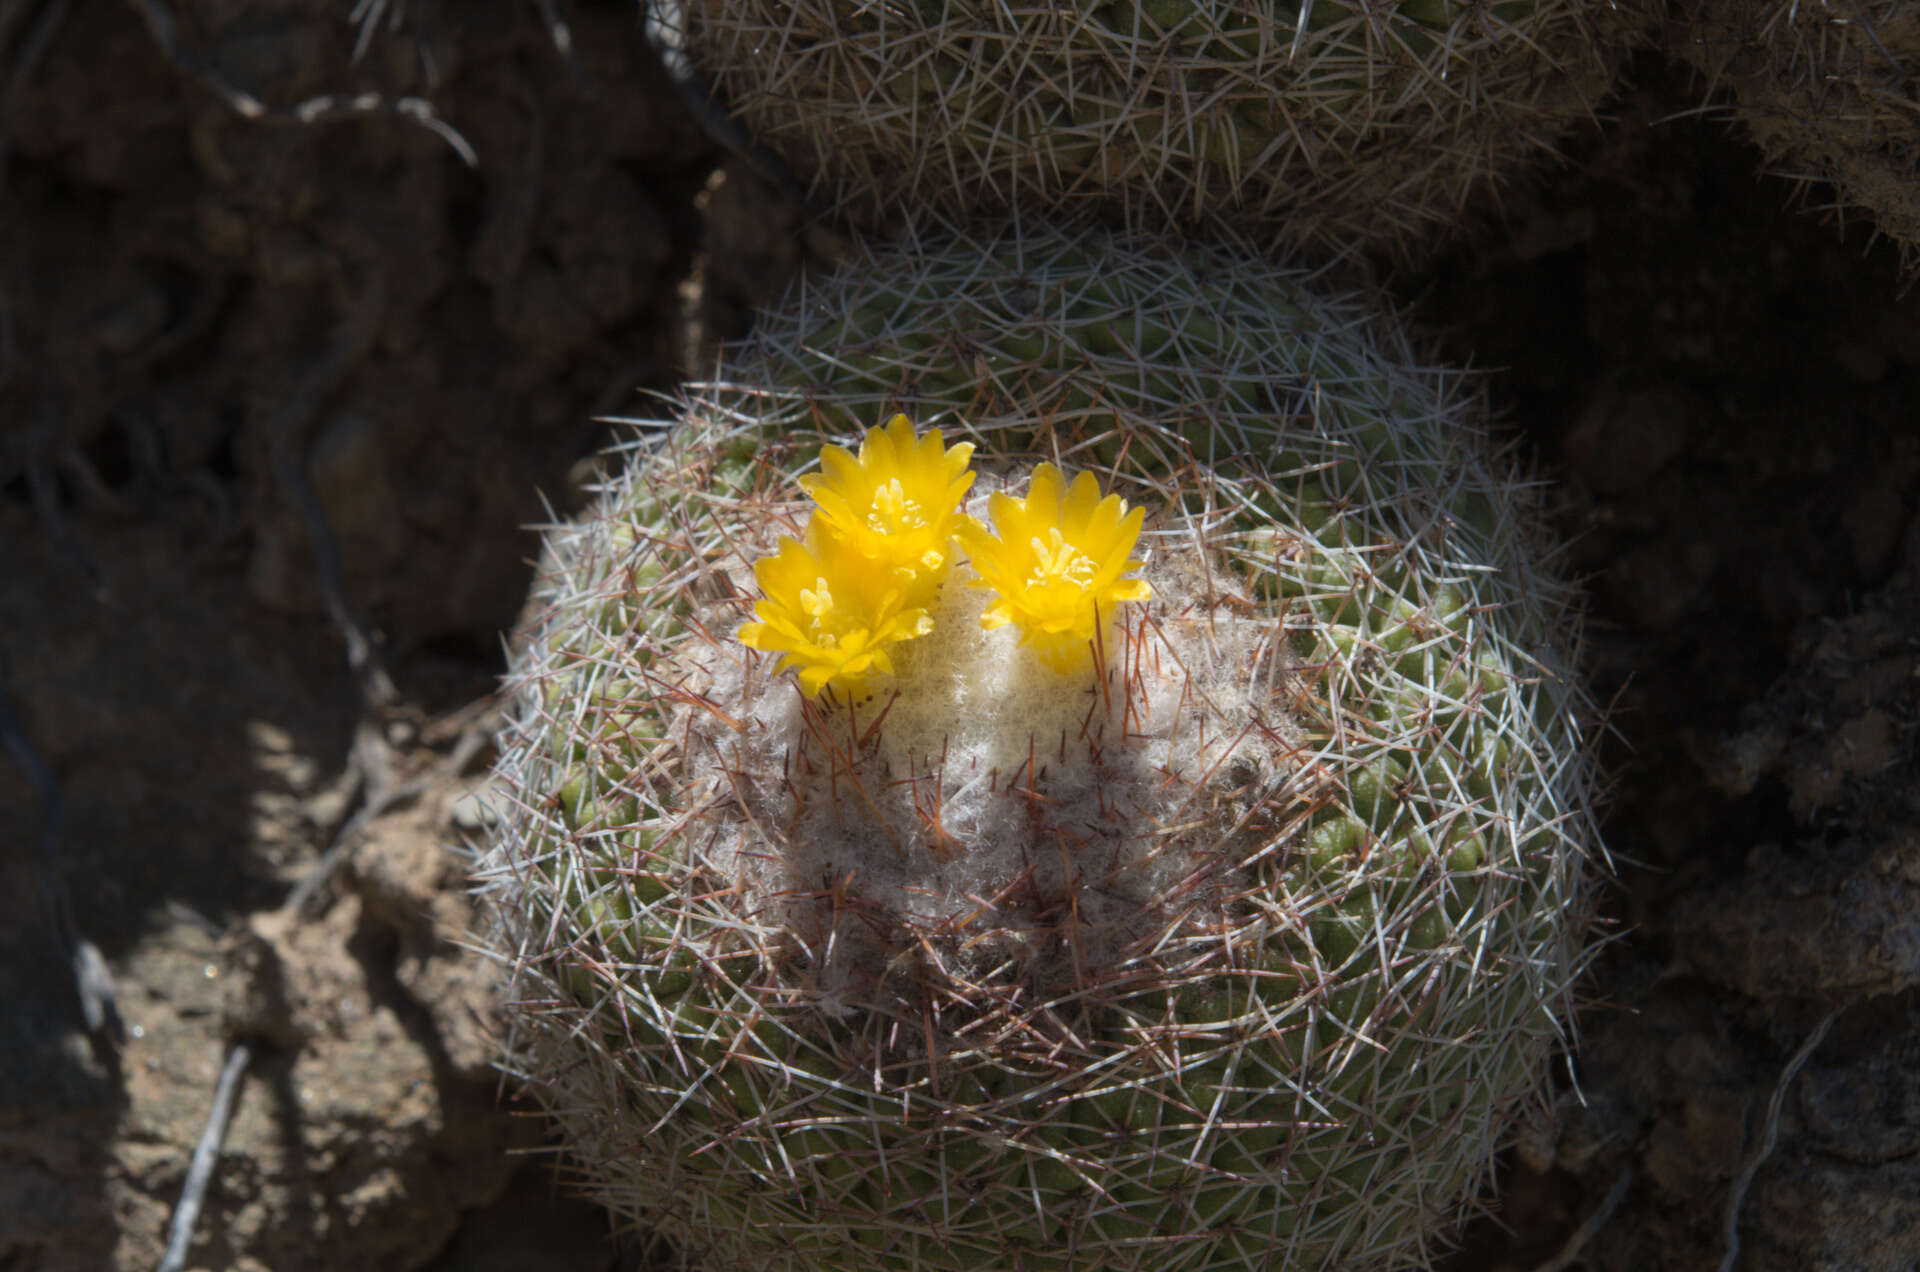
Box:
[128, 0, 477, 166]
[1530, 1168, 1633, 1272]
[642, 0, 799, 196]
[0, 0, 67, 188]
[0, 667, 122, 1042]
[24, 391, 108, 600]
[1717, 1002, 1845, 1272]
[155, 1043, 252, 1272]
[154, 283, 392, 1264]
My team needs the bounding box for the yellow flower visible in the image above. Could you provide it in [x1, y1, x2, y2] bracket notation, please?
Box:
[961, 463, 1151, 672]
[800, 415, 977, 597]
[737, 528, 934, 698]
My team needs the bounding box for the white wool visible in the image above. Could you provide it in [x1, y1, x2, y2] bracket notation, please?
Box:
[676, 521, 1295, 1016]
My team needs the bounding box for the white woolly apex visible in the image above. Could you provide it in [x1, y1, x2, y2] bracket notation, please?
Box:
[680, 491, 1299, 1022]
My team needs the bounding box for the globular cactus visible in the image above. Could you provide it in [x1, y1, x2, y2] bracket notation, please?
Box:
[1671, 0, 1920, 266]
[664, 0, 1652, 256]
[478, 224, 1600, 1271]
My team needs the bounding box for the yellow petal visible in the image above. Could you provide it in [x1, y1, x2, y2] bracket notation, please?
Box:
[1026, 463, 1065, 515]
[1063, 469, 1104, 524]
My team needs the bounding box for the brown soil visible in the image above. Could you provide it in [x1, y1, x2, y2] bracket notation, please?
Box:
[1, 7, 1915, 1272]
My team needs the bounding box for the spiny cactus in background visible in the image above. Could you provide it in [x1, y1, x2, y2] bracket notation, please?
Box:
[479, 225, 1601, 1271]
[1672, 0, 1920, 267]
[663, 0, 1651, 257]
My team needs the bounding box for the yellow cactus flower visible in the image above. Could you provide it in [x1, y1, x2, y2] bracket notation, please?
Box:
[738, 528, 933, 698]
[800, 415, 977, 595]
[961, 463, 1151, 672]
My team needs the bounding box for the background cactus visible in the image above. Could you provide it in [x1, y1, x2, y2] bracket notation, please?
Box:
[665, 0, 1652, 256]
[1671, 0, 1920, 267]
[479, 224, 1600, 1271]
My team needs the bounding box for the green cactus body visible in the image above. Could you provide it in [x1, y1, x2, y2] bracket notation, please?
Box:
[481, 226, 1598, 1270]
[671, 0, 1649, 254]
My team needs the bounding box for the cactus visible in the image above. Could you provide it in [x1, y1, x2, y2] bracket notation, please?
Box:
[665, 0, 1650, 255]
[479, 225, 1599, 1271]
[1672, 0, 1920, 267]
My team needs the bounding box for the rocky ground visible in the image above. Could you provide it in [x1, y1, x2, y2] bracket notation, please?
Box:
[2, 4, 1916, 1271]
